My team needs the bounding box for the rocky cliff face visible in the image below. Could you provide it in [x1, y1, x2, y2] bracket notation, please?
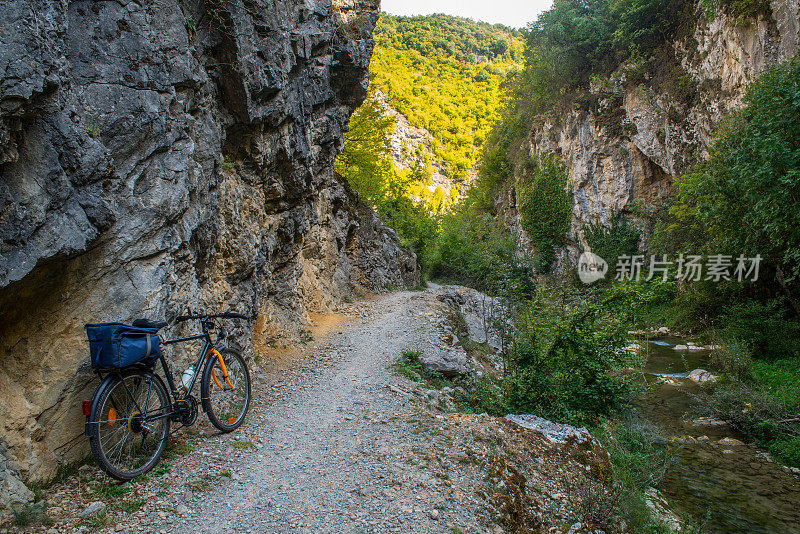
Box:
[500, 0, 799, 269]
[374, 91, 463, 202]
[0, 0, 418, 497]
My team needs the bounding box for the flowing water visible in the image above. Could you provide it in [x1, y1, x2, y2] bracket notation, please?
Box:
[635, 337, 800, 533]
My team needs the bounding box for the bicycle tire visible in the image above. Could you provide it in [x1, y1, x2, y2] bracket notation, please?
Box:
[201, 348, 251, 432]
[88, 369, 170, 480]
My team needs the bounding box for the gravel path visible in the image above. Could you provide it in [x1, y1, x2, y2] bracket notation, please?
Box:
[23, 287, 594, 534]
[149, 289, 492, 534]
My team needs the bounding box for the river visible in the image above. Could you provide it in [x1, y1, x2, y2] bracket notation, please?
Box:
[635, 336, 800, 533]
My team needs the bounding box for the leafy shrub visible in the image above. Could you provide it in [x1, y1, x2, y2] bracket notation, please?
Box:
[721, 298, 800, 359]
[710, 338, 753, 381]
[709, 360, 800, 467]
[430, 192, 534, 296]
[584, 218, 640, 280]
[518, 154, 572, 273]
[503, 288, 634, 426]
[596, 416, 677, 533]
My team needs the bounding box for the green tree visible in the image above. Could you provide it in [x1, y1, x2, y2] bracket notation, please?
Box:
[335, 96, 396, 205]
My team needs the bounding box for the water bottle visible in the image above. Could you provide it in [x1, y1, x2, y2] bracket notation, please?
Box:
[181, 365, 195, 389]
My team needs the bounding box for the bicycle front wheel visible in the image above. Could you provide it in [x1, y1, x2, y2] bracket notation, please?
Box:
[88, 370, 170, 480]
[201, 348, 251, 432]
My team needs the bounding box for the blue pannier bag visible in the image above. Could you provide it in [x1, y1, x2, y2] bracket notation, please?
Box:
[85, 323, 161, 370]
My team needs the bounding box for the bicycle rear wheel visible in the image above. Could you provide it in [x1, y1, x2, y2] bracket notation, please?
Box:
[201, 348, 251, 432]
[88, 369, 170, 480]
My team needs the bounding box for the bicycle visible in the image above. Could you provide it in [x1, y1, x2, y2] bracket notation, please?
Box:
[83, 311, 252, 481]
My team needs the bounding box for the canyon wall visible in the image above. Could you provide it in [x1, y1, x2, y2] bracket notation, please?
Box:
[0, 0, 418, 503]
[500, 0, 799, 270]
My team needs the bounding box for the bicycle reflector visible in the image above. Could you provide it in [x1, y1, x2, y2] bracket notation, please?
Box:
[82, 401, 91, 416]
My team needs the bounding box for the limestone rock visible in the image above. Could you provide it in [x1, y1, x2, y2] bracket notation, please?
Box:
[686, 369, 718, 385]
[80, 501, 106, 517]
[416, 346, 470, 378]
[0, 457, 33, 510]
[0, 0, 418, 487]
[498, 2, 800, 273]
[505, 414, 591, 445]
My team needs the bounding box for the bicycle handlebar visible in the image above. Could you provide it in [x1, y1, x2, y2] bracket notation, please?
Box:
[175, 312, 250, 322]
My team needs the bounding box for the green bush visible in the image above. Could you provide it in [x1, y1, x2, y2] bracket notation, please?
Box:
[584, 218, 640, 281]
[710, 338, 753, 381]
[430, 191, 534, 296]
[596, 416, 677, 533]
[518, 154, 572, 273]
[709, 358, 800, 467]
[503, 287, 635, 426]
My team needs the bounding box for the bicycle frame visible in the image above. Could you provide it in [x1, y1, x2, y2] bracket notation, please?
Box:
[159, 331, 214, 400]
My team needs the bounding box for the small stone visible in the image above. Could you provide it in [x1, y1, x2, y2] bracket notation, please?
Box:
[81, 501, 106, 516]
[176, 504, 189, 515]
[428, 509, 440, 520]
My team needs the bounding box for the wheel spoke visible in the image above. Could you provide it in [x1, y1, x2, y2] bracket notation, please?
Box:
[206, 351, 249, 429]
[93, 372, 169, 479]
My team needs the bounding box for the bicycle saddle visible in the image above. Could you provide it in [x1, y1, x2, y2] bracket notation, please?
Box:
[132, 319, 168, 330]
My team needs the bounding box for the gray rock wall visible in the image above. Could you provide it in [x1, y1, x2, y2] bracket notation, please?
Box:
[501, 0, 799, 269]
[0, 0, 418, 495]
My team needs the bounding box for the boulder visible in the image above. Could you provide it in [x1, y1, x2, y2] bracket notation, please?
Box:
[686, 369, 718, 385]
[0, 459, 33, 513]
[505, 414, 591, 444]
[417, 347, 470, 377]
[505, 414, 611, 481]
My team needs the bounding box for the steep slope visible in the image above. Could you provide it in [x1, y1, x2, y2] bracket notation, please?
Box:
[0, 0, 417, 496]
[368, 14, 524, 194]
[495, 0, 800, 270]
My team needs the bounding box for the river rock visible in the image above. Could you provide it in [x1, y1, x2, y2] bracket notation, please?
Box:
[686, 369, 718, 385]
[718, 437, 745, 446]
[658, 377, 683, 386]
[685, 417, 728, 429]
